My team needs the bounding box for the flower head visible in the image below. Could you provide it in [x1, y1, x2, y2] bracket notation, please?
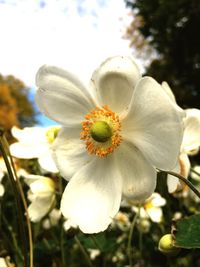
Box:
[161, 82, 200, 193]
[10, 126, 60, 173]
[35, 56, 184, 233]
[24, 174, 56, 222]
[131, 192, 166, 223]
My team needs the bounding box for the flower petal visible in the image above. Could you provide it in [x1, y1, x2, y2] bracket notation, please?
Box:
[122, 77, 184, 170]
[36, 65, 95, 126]
[28, 194, 55, 222]
[11, 126, 47, 143]
[38, 153, 58, 173]
[182, 109, 200, 153]
[60, 156, 122, 234]
[146, 207, 163, 223]
[167, 161, 180, 193]
[52, 127, 92, 180]
[115, 141, 157, 201]
[10, 142, 48, 159]
[161, 81, 176, 103]
[91, 56, 141, 115]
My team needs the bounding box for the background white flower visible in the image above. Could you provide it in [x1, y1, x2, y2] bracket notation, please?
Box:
[161, 82, 200, 193]
[24, 174, 56, 222]
[35, 56, 184, 233]
[131, 193, 166, 223]
[10, 126, 59, 173]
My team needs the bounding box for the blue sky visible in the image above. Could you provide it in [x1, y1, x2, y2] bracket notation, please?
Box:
[0, 0, 139, 126]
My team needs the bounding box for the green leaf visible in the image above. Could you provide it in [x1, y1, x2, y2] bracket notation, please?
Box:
[172, 214, 200, 249]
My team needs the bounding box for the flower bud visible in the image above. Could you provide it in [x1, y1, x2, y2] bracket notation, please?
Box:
[158, 234, 180, 256]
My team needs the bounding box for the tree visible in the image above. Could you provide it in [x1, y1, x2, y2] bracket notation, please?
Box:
[0, 74, 37, 142]
[125, 0, 200, 108]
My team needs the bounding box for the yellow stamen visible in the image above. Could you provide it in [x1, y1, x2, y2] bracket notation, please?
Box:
[80, 106, 122, 157]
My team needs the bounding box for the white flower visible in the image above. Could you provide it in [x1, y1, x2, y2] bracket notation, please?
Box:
[161, 82, 200, 193]
[88, 249, 101, 260]
[182, 108, 200, 155]
[132, 193, 166, 223]
[24, 174, 56, 222]
[112, 211, 130, 231]
[35, 56, 184, 233]
[10, 126, 60, 173]
[42, 208, 61, 229]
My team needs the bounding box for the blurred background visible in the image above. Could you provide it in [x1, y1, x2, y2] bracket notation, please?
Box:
[0, 1, 200, 266]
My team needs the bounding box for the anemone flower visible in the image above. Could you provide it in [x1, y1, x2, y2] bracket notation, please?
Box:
[35, 56, 184, 233]
[10, 126, 60, 173]
[24, 174, 56, 222]
[132, 192, 166, 223]
[162, 82, 200, 193]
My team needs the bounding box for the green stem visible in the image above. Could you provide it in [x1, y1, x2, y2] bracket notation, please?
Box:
[138, 206, 143, 255]
[90, 235, 102, 251]
[190, 168, 200, 178]
[2, 135, 33, 267]
[74, 235, 94, 267]
[158, 170, 200, 199]
[60, 224, 66, 266]
[2, 215, 24, 264]
[0, 132, 28, 267]
[127, 209, 140, 267]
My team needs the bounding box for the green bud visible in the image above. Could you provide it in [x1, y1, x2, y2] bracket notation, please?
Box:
[90, 121, 112, 143]
[158, 234, 180, 256]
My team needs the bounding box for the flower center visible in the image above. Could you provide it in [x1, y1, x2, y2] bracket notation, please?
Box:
[80, 106, 122, 157]
[90, 121, 112, 142]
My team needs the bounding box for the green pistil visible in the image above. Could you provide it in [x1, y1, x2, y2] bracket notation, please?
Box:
[90, 121, 112, 143]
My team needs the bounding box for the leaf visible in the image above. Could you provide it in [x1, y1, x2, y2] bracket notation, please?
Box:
[172, 214, 200, 249]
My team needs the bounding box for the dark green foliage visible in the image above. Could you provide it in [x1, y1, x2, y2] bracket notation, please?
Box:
[172, 214, 200, 248]
[125, 0, 200, 108]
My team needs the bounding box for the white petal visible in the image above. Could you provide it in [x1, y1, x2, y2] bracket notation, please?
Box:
[0, 258, 7, 267]
[10, 142, 48, 159]
[11, 126, 47, 143]
[52, 127, 92, 180]
[150, 193, 166, 207]
[60, 157, 122, 234]
[167, 161, 180, 193]
[146, 207, 163, 223]
[191, 165, 200, 181]
[0, 184, 5, 197]
[122, 77, 184, 170]
[182, 109, 200, 153]
[36, 65, 95, 126]
[38, 152, 59, 173]
[28, 195, 55, 222]
[30, 177, 55, 196]
[115, 141, 157, 201]
[161, 81, 176, 103]
[91, 56, 141, 115]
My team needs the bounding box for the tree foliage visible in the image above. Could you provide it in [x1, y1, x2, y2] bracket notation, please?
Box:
[125, 0, 200, 108]
[0, 74, 37, 142]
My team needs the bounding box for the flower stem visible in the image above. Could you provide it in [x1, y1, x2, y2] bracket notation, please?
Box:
[158, 169, 200, 199]
[0, 131, 28, 267]
[190, 168, 200, 178]
[127, 208, 140, 267]
[60, 224, 66, 266]
[2, 135, 33, 267]
[74, 235, 94, 267]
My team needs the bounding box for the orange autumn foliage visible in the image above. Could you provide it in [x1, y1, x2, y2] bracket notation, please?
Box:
[0, 83, 19, 130]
